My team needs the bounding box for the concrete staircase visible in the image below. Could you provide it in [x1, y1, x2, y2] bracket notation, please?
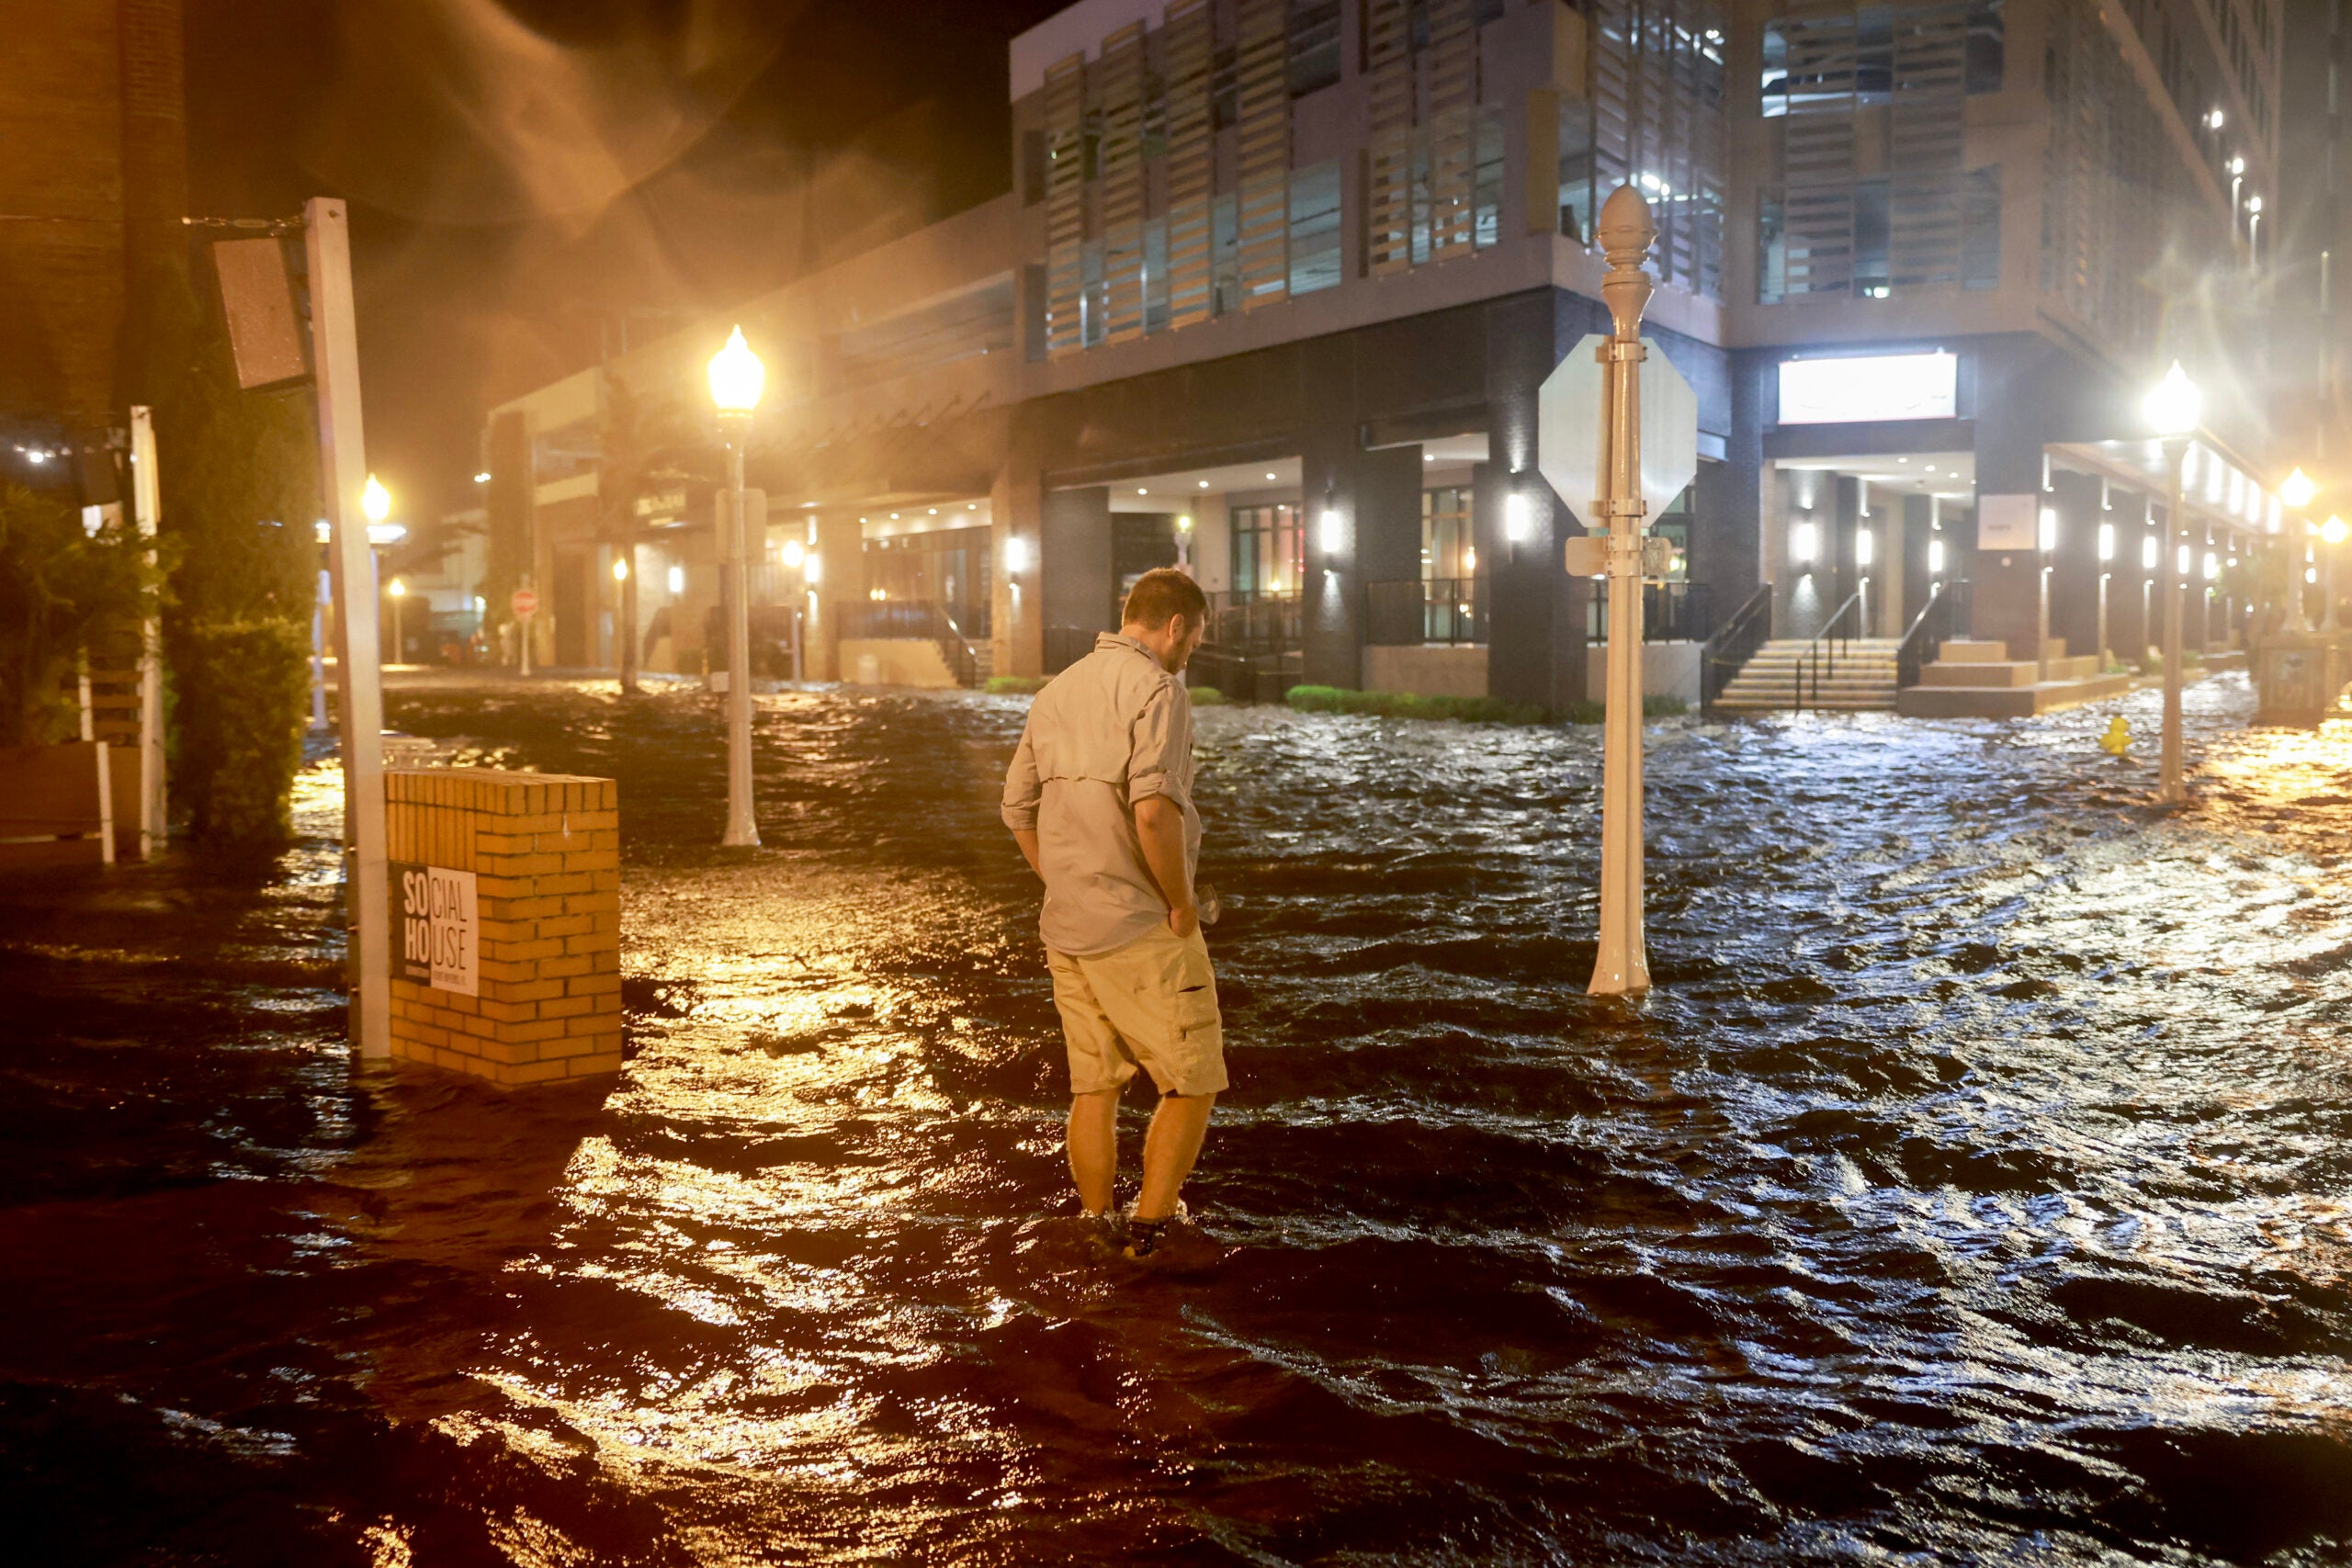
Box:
[1896, 637, 2132, 717]
[1713, 637, 1902, 713]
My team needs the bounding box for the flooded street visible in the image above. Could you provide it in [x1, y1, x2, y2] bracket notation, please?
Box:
[5, 672, 2350, 1564]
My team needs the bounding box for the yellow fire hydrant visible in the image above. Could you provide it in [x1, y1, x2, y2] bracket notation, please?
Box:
[2098, 715, 2132, 756]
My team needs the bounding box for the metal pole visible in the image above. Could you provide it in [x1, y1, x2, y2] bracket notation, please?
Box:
[1589, 186, 1656, 998]
[519, 574, 535, 677]
[722, 434, 760, 847]
[128, 406, 166, 853]
[304, 197, 390, 1059]
[619, 536, 640, 693]
[2158, 438, 2188, 806]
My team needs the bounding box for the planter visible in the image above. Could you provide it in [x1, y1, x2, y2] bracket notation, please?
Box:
[0, 741, 141, 869]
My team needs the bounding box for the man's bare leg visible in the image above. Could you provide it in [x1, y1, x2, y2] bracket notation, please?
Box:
[1067, 1088, 1120, 1214]
[1135, 1091, 1216, 1222]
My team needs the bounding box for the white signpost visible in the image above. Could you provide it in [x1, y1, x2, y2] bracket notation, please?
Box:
[1534, 186, 1696, 998]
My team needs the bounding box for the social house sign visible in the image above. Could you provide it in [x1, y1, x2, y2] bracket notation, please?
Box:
[389, 861, 479, 996]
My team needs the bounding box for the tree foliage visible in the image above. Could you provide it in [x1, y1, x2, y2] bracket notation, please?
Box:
[0, 484, 160, 748]
[149, 255, 322, 850]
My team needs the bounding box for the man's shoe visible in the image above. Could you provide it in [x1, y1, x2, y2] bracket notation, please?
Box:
[1120, 1200, 1187, 1259]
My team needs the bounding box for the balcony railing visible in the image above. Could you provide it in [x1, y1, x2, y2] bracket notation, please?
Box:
[1204, 590, 1302, 655]
[1585, 580, 1712, 644]
[1365, 578, 1484, 645]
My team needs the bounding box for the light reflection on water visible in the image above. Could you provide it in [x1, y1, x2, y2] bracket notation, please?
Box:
[0, 671, 2347, 1563]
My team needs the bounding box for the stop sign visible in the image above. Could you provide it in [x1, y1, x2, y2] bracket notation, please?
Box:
[1536, 333, 1699, 531]
[510, 587, 538, 618]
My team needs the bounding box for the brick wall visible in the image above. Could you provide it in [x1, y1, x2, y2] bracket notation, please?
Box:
[384, 769, 623, 1086]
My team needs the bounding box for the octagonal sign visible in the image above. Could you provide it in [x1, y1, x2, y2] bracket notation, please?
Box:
[1537, 334, 1699, 531]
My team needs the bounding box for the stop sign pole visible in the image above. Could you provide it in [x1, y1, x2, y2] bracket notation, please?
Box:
[1590, 186, 1658, 997]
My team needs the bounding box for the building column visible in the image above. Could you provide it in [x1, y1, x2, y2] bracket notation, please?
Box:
[993, 464, 1044, 678]
[1488, 292, 1589, 712]
[1970, 342, 2048, 660]
[810, 513, 864, 681]
[1041, 485, 1114, 672]
[1300, 428, 1419, 690]
[2047, 469, 2103, 667]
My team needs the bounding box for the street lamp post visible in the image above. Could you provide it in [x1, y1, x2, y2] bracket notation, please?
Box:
[2143, 362, 2201, 806]
[708, 325, 765, 849]
[2324, 514, 2348, 635]
[386, 577, 407, 664]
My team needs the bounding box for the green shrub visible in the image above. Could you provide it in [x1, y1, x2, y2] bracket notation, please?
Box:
[1187, 684, 1227, 705]
[1644, 694, 1689, 717]
[2183, 649, 2205, 666]
[985, 674, 1049, 694]
[174, 616, 312, 851]
[0, 484, 160, 746]
[1562, 700, 1607, 725]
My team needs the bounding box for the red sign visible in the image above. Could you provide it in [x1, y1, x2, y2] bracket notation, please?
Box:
[510, 588, 538, 618]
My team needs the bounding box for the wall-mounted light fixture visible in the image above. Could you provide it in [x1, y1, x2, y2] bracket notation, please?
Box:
[2142, 536, 2159, 570]
[1004, 536, 1032, 574]
[1318, 506, 1344, 557]
[668, 565, 685, 594]
[2097, 522, 2115, 562]
[1503, 491, 1532, 544]
[1855, 527, 1875, 567]
[804, 553, 822, 585]
[2177, 543, 2193, 575]
[1790, 519, 1818, 566]
[1928, 538, 1946, 576]
[2039, 507, 2058, 551]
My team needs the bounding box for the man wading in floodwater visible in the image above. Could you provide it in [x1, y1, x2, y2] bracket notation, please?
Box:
[1001, 568, 1223, 1260]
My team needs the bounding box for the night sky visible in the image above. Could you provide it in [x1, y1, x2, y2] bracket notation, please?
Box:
[183, 0, 1062, 526]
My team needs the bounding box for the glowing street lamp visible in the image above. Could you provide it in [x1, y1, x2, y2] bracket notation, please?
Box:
[2143, 362, 2200, 805]
[707, 325, 765, 848]
[2280, 468, 2318, 509]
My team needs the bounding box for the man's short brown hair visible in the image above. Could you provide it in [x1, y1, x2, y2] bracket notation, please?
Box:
[1122, 567, 1208, 630]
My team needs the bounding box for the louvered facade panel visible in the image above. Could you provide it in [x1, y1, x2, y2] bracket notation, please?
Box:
[2041, 0, 2171, 355]
[1097, 23, 1148, 344]
[1775, 7, 1855, 297]
[1043, 55, 1088, 357]
[1161, 0, 1216, 331]
[1888, 1, 1966, 288]
[1233, 0, 1291, 309]
[1424, 0, 1480, 260]
[1586, 1, 1726, 299]
[1364, 0, 1416, 276]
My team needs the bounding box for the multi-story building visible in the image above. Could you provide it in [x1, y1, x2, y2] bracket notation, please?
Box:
[486, 0, 2299, 707]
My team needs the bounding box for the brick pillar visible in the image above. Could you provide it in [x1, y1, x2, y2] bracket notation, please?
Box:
[384, 769, 622, 1086]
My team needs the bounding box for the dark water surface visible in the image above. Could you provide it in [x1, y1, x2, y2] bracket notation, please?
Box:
[5, 672, 2349, 1565]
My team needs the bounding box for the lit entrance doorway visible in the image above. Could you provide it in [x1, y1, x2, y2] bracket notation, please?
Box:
[1768, 453, 1975, 642]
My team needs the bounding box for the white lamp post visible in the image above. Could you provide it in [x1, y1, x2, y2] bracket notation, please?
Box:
[2323, 514, 2348, 635]
[2143, 361, 2201, 805]
[709, 325, 765, 848]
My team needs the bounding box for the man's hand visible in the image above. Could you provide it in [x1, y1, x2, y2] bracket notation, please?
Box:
[1133, 795, 1194, 938]
[1012, 827, 1042, 878]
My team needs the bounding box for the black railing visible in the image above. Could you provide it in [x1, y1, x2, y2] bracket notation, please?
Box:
[1204, 590, 1302, 655]
[1896, 578, 1972, 689]
[840, 600, 983, 687]
[1792, 590, 1866, 712]
[1586, 580, 1712, 645]
[1700, 583, 1773, 713]
[1364, 578, 1483, 645]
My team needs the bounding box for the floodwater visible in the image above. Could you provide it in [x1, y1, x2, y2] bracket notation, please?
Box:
[4, 671, 2349, 1565]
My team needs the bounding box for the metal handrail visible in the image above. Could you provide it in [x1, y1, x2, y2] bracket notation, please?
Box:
[1793, 590, 1865, 712]
[1700, 583, 1773, 712]
[1895, 579, 1971, 689]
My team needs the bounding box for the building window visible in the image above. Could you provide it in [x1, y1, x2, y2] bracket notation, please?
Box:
[1289, 162, 1342, 295]
[1212, 193, 1241, 316]
[1961, 166, 2000, 288]
[1230, 503, 1305, 595]
[1421, 486, 1473, 580]
[1289, 0, 1341, 95]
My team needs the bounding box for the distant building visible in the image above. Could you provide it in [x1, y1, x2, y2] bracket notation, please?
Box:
[489, 0, 2296, 708]
[0, 0, 187, 491]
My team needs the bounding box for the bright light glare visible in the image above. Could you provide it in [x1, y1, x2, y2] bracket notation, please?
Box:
[1790, 520, 1818, 564]
[668, 565, 685, 594]
[707, 325, 765, 415]
[1504, 493, 1532, 543]
[2142, 536, 2159, 570]
[362, 473, 390, 523]
[473, 471, 491, 484]
[2097, 522, 2115, 561]
[1005, 536, 1032, 573]
[2143, 362, 2201, 437]
[1318, 509, 1344, 555]
[780, 539, 806, 570]
[2324, 515, 2351, 546]
[612, 557, 629, 582]
[2039, 508, 2058, 552]
[1928, 538, 1945, 575]
[1856, 528, 1874, 566]
[1176, 514, 1193, 534]
[803, 553, 821, 584]
[2203, 551, 2220, 580]
[2282, 468, 2319, 507]
[386, 578, 406, 598]
[2178, 544, 2193, 575]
